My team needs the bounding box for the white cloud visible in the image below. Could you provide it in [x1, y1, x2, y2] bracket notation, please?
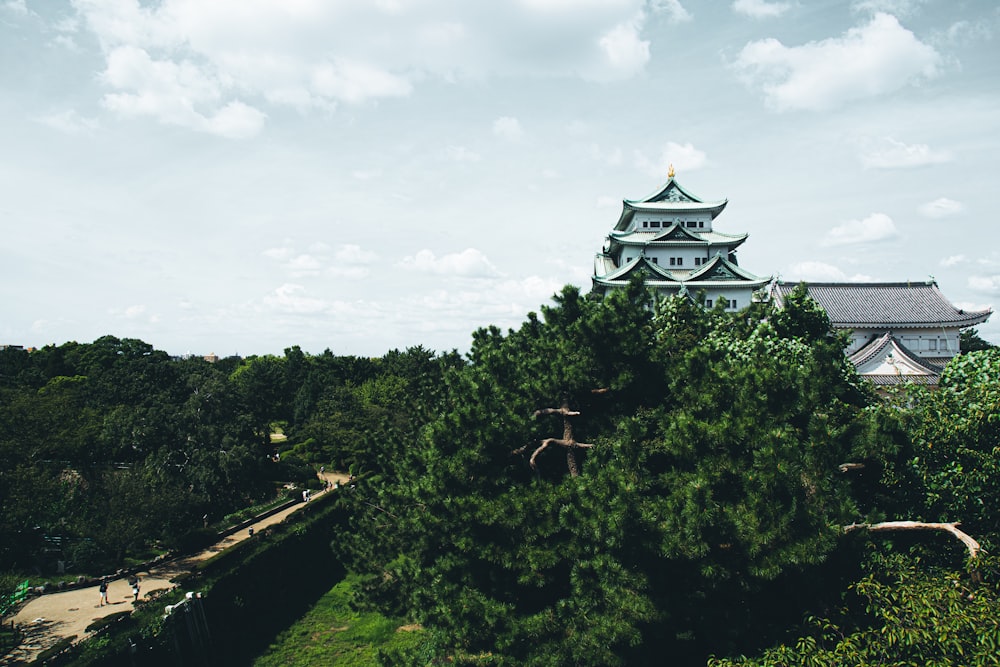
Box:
[785, 261, 848, 281]
[851, 0, 929, 17]
[287, 254, 323, 277]
[860, 136, 952, 169]
[98, 45, 267, 138]
[399, 248, 502, 277]
[661, 141, 707, 172]
[263, 284, 329, 314]
[944, 19, 992, 45]
[310, 58, 412, 104]
[635, 141, 708, 178]
[334, 244, 377, 264]
[35, 110, 100, 134]
[784, 261, 874, 281]
[732, 13, 942, 111]
[823, 212, 899, 246]
[919, 197, 964, 218]
[204, 100, 267, 139]
[70, 0, 665, 136]
[940, 254, 966, 267]
[651, 0, 692, 23]
[596, 195, 620, 209]
[325, 245, 374, 278]
[968, 275, 1000, 294]
[263, 246, 294, 261]
[732, 0, 792, 19]
[493, 116, 524, 141]
[598, 20, 650, 78]
[3, 0, 29, 16]
[264, 243, 376, 280]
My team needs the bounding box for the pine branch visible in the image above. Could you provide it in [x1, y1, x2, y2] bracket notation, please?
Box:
[843, 521, 981, 560]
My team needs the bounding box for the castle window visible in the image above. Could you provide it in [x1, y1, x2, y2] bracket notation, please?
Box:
[669, 257, 676, 266]
[642, 221, 648, 228]
[651, 257, 658, 264]
[686, 221, 696, 228]
[705, 299, 713, 307]
[650, 221, 661, 228]
[676, 258, 683, 266]
[699, 221, 705, 228]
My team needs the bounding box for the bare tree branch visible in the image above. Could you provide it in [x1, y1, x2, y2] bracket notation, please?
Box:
[843, 521, 981, 560]
[533, 408, 581, 418]
[523, 399, 594, 477]
[838, 463, 866, 473]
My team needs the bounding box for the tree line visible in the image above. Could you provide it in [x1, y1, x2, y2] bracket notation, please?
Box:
[4, 283, 1000, 665]
[331, 283, 1000, 665]
[0, 336, 459, 575]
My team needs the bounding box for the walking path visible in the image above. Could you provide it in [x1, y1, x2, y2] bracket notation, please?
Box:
[3, 472, 349, 666]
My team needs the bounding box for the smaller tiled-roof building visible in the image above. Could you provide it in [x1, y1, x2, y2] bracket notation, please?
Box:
[771, 281, 991, 385]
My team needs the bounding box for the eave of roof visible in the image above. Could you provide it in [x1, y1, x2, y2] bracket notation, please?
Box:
[608, 229, 748, 248]
[595, 256, 679, 283]
[847, 332, 941, 375]
[687, 253, 768, 283]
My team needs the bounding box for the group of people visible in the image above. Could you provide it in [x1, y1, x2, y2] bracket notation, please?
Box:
[97, 575, 141, 607]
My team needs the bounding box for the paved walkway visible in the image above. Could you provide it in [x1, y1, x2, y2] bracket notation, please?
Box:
[3, 472, 349, 666]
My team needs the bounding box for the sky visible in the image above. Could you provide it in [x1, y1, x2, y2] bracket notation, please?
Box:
[2, 0, 999, 358]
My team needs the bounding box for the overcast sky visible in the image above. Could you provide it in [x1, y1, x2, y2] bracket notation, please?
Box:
[2, 0, 998, 357]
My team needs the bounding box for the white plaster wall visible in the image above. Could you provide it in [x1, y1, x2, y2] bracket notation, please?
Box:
[844, 327, 961, 358]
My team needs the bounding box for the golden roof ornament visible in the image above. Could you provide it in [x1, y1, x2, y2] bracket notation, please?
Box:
[667, 163, 675, 178]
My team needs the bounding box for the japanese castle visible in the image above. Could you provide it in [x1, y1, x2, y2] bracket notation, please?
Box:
[593, 169, 991, 385]
[592, 166, 770, 309]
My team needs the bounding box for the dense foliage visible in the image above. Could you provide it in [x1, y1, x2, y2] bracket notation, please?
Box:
[5, 282, 1000, 666]
[0, 337, 458, 576]
[335, 284, 1000, 665]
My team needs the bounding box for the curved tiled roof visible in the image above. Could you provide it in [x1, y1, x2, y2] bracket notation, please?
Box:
[608, 229, 748, 247]
[594, 255, 679, 284]
[773, 281, 991, 328]
[864, 374, 939, 386]
[613, 177, 728, 230]
[593, 253, 770, 290]
[847, 332, 941, 374]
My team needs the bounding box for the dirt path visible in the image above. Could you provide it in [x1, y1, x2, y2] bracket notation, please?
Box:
[4, 471, 350, 666]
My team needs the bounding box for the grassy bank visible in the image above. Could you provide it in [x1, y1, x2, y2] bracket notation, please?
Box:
[253, 573, 424, 666]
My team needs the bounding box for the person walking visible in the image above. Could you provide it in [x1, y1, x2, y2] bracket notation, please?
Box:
[99, 578, 109, 606]
[128, 574, 140, 602]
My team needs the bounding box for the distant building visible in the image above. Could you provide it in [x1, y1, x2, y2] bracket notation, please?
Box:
[592, 170, 992, 386]
[771, 281, 991, 386]
[592, 167, 770, 309]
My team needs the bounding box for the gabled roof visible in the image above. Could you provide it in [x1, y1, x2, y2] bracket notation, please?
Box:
[607, 228, 748, 249]
[613, 177, 728, 231]
[594, 255, 679, 285]
[773, 281, 991, 329]
[685, 253, 769, 286]
[848, 332, 941, 385]
[637, 177, 714, 205]
[594, 252, 770, 291]
[654, 223, 703, 242]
